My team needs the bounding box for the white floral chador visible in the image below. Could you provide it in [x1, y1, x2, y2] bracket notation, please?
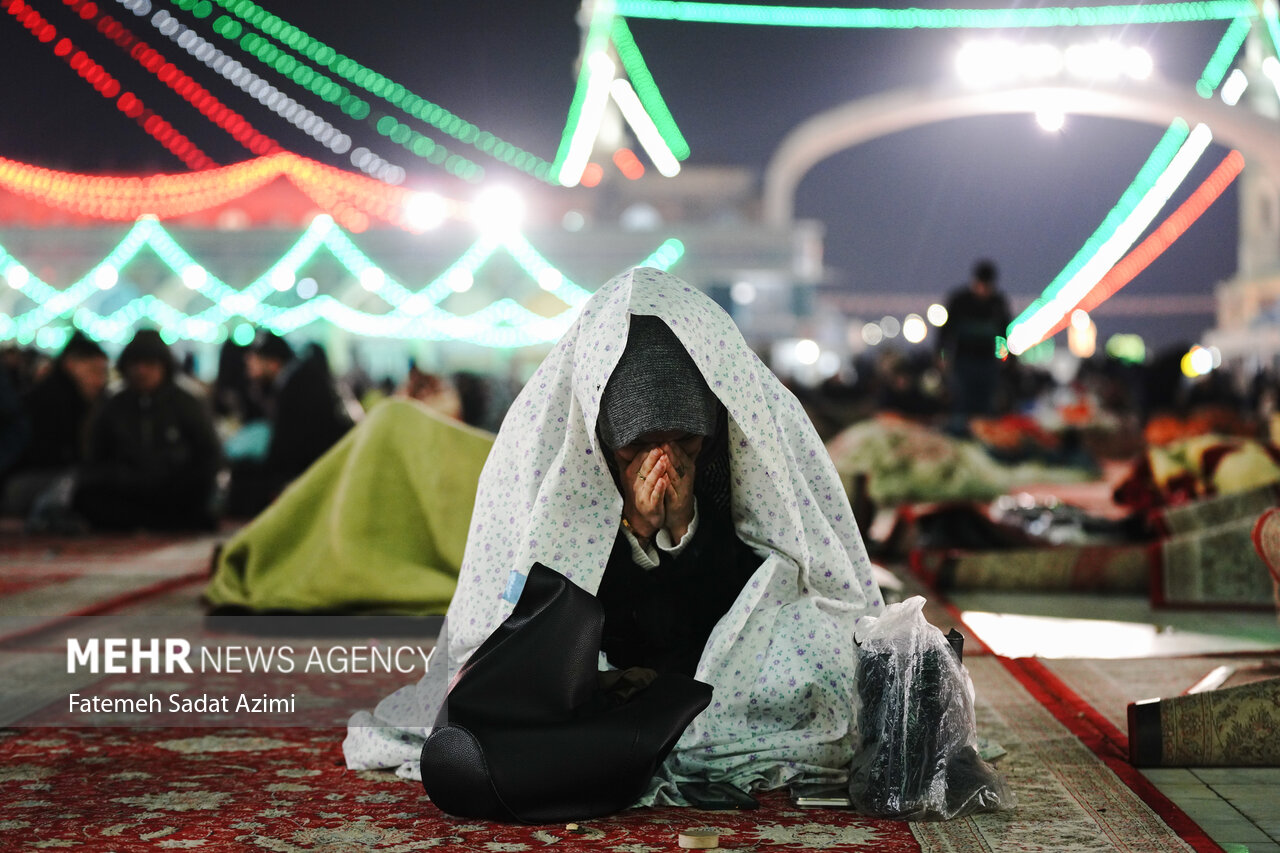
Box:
[344, 267, 884, 797]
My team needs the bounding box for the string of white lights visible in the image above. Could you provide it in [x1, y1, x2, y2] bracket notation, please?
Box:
[114, 0, 410, 185]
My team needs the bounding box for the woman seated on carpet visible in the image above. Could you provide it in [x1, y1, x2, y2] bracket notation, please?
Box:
[345, 267, 885, 800]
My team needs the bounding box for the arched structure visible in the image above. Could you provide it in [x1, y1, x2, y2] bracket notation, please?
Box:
[763, 81, 1280, 226]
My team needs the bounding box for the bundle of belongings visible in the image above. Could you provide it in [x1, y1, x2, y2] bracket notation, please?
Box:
[826, 414, 1094, 508]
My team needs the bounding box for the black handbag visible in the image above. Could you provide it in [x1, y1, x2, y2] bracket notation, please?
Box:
[420, 563, 713, 823]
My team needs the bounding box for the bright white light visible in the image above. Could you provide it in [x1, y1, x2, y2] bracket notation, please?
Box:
[927, 303, 948, 326]
[795, 338, 821, 365]
[4, 265, 30, 290]
[880, 316, 901, 338]
[610, 78, 681, 178]
[558, 51, 617, 187]
[538, 269, 563, 291]
[94, 266, 118, 290]
[1022, 43, 1063, 79]
[448, 269, 474, 293]
[1065, 41, 1129, 81]
[1071, 309, 1091, 330]
[271, 269, 295, 292]
[1221, 68, 1249, 106]
[956, 40, 1017, 87]
[359, 268, 385, 291]
[296, 277, 318, 299]
[1036, 109, 1066, 132]
[903, 314, 928, 344]
[181, 265, 207, 289]
[471, 186, 525, 235]
[1263, 56, 1280, 101]
[862, 322, 884, 346]
[1189, 346, 1214, 376]
[403, 192, 448, 231]
[730, 281, 757, 305]
[1126, 47, 1154, 80]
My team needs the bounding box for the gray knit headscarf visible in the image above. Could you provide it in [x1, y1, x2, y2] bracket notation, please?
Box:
[597, 315, 720, 450]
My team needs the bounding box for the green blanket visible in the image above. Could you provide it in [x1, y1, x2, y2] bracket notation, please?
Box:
[206, 398, 494, 615]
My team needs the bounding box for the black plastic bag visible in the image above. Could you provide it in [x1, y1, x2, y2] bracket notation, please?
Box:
[849, 596, 1014, 819]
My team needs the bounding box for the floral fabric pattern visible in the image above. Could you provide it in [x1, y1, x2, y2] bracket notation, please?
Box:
[345, 267, 884, 796]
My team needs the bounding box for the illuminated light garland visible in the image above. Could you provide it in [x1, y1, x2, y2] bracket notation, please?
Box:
[1263, 0, 1280, 54]
[3, 0, 214, 169]
[1009, 121, 1189, 332]
[613, 0, 1259, 28]
[175, 0, 555, 183]
[1, 216, 686, 349]
[373, 114, 482, 182]
[610, 79, 681, 177]
[1195, 16, 1251, 97]
[148, 4, 440, 183]
[1008, 122, 1216, 354]
[116, 7, 372, 173]
[60, 0, 282, 157]
[609, 17, 689, 160]
[557, 51, 619, 187]
[1038, 150, 1245, 341]
[553, 0, 617, 186]
[0, 153, 471, 233]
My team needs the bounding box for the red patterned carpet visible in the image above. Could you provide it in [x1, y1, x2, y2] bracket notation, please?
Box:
[0, 532, 1230, 850]
[0, 656, 1221, 852]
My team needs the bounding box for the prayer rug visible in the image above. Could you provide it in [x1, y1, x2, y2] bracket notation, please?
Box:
[910, 543, 1152, 594]
[1038, 657, 1239, 733]
[0, 655, 1221, 851]
[1155, 517, 1276, 609]
[0, 533, 217, 644]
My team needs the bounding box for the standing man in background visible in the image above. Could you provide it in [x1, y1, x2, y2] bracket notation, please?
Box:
[937, 259, 1012, 436]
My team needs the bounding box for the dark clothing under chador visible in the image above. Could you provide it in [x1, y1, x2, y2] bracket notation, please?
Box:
[75, 382, 221, 530]
[597, 510, 763, 677]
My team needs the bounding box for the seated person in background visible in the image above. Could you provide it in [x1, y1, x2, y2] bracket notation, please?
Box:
[225, 331, 354, 517]
[346, 267, 884, 800]
[2, 332, 108, 528]
[74, 329, 220, 531]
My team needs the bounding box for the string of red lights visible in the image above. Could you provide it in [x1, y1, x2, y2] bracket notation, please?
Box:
[57, 0, 282, 158]
[1042, 149, 1245, 341]
[0, 152, 462, 232]
[2, 0, 214, 169]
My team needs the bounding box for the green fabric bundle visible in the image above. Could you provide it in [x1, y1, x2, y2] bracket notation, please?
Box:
[206, 398, 494, 615]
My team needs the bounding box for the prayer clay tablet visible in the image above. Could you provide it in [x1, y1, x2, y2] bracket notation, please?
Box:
[678, 829, 720, 849]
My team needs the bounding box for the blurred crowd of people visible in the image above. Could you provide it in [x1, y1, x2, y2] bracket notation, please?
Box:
[0, 329, 517, 533]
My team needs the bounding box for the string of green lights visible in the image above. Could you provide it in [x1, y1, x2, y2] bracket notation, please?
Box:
[1196, 16, 1253, 96]
[1008, 121, 1191, 332]
[609, 17, 690, 160]
[613, 0, 1260, 28]
[161, 0, 485, 182]
[0, 217, 685, 350]
[1007, 13, 1260, 348]
[551, 0, 618, 185]
[173, 0, 557, 183]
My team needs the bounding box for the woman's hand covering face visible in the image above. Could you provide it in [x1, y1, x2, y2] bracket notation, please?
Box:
[615, 433, 704, 544]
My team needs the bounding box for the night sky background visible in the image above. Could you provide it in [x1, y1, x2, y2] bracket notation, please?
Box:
[0, 0, 1252, 354]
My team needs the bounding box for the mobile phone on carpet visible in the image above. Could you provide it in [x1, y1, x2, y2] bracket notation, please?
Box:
[679, 782, 760, 810]
[789, 783, 853, 808]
